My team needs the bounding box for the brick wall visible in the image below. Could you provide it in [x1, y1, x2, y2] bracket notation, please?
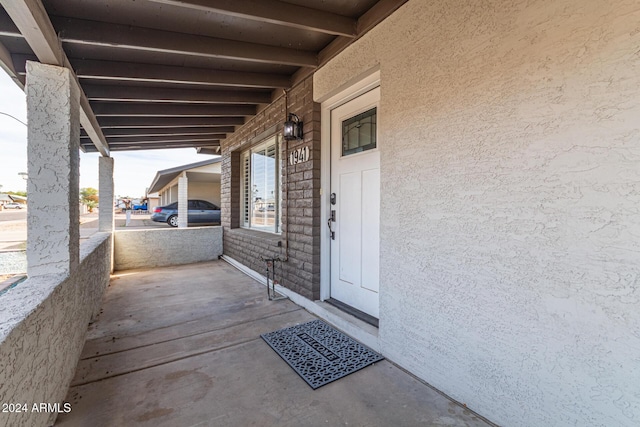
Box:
[221, 76, 321, 300]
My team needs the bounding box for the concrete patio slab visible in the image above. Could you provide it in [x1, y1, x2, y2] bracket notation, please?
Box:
[56, 261, 492, 427]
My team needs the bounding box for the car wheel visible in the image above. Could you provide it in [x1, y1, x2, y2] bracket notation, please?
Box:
[167, 215, 179, 227]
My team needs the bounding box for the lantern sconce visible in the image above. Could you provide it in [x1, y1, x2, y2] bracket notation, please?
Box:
[283, 113, 303, 140]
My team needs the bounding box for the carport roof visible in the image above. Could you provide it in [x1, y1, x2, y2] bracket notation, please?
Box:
[147, 157, 221, 194]
[0, 0, 407, 155]
[0, 194, 26, 202]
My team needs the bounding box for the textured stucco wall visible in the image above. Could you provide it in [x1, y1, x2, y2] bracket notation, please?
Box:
[98, 157, 115, 232]
[170, 184, 178, 202]
[114, 227, 223, 270]
[178, 176, 188, 228]
[315, 1, 640, 426]
[0, 233, 112, 427]
[188, 181, 221, 206]
[25, 61, 80, 277]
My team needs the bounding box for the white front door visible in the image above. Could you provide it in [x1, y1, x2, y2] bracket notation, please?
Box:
[330, 87, 380, 319]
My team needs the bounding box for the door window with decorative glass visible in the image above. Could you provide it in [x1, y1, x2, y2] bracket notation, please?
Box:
[342, 107, 376, 156]
[241, 135, 280, 233]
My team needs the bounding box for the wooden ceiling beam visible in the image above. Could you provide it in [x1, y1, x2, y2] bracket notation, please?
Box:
[49, 16, 317, 67]
[196, 147, 220, 155]
[83, 143, 220, 152]
[0, 41, 22, 88]
[97, 117, 244, 128]
[101, 135, 226, 144]
[81, 127, 235, 137]
[0, 0, 109, 156]
[320, 0, 408, 65]
[12, 55, 290, 89]
[91, 102, 255, 117]
[293, 0, 409, 86]
[82, 139, 221, 152]
[148, 0, 356, 37]
[83, 84, 271, 105]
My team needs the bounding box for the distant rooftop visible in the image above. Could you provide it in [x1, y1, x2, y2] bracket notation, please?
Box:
[147, 157, 222, 194]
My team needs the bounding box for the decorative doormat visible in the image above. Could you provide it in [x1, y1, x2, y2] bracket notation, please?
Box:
[260, 319, 384, 389]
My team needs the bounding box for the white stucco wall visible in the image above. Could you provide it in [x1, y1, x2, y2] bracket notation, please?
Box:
[25, 62, 80, 278]
[315, 1, 640, 426]
[188, 181, 221, 206]
[170, 184, 178, 203]
[114, 227, 223, 270]
[0, 234, 112, 426]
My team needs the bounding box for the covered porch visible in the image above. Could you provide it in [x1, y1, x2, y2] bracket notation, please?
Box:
[1, 0, 639, 426]
[55, 260, 488, 426]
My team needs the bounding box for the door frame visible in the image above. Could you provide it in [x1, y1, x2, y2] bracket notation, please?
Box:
[319, 69, 381, 302]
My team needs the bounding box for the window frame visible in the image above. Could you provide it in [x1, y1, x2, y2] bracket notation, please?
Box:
[240, 134, 281, 234]
[341, 107, 377, 157]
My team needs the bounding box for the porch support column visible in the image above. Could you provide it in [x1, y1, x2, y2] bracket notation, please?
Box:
[26, 61, 80, 277]
[98, 156, 114, 232]
[178, 172, 188, 228]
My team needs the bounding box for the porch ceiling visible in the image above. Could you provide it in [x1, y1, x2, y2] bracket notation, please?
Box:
[0, 0, 407, 153]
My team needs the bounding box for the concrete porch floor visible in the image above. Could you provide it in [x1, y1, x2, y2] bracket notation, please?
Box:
[56, 261, 492, 427]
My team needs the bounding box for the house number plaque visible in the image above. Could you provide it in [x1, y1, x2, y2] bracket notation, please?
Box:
[289, 146, 310, 165]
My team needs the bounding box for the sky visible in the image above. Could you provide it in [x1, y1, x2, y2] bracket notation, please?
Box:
[0, 69, 217, 198]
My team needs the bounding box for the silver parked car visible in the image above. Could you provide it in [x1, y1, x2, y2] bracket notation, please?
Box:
[4, 202, 24, 209]
[151, 200, 220, 227]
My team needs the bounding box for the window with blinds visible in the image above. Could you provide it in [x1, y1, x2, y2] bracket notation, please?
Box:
[240, 135, 280, 233]
[241, 152, 250, 227]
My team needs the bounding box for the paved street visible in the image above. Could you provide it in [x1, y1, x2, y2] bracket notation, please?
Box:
[0, 211, 99, 280]
[0, 208, 27, 222]
[0, 210, 188, 283]
[0, 211, 104, 251]
[0, 211, 167, 248]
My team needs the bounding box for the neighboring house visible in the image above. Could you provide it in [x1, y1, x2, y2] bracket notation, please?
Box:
[145, 193, 160, 213]
[0, 194, 26, 208]
[147, 158, 221, 208]
[0, 193, 12, 207]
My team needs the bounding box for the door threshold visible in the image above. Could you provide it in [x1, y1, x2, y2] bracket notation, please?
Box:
[326, 298, 379, 328]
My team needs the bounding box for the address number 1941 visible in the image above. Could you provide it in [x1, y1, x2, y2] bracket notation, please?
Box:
[289, 146, 310, 165]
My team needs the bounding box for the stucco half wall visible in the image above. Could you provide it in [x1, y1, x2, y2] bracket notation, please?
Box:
[314, 1, 640, 426]
[114, 227, 223, 270]
[0, 233, 112, 426]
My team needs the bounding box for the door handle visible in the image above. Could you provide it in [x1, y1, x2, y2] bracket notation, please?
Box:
[327, 215, 335, 240]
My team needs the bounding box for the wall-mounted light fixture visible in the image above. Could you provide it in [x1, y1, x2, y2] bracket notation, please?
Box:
[283, 113, 303, 140]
